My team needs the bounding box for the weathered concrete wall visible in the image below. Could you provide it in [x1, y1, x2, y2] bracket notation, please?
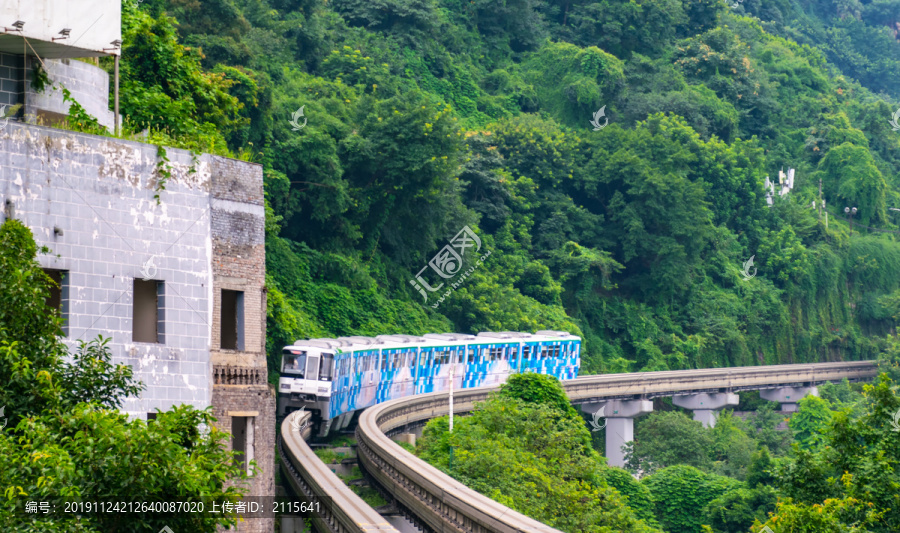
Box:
[0, 123, 274, 532]
[0, 122, 214, 415]
[26, 57, 116, 129]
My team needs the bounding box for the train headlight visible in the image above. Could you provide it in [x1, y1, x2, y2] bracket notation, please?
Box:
[318, 386, 329, 393]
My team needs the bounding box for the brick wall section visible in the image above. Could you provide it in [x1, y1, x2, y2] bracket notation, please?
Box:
[212, 385, 276, 533]
[208, 156, 274, 533]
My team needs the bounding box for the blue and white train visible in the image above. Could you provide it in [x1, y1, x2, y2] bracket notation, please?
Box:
[278, 331, 581, 433]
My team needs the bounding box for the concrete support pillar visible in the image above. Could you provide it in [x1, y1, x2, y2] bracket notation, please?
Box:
[280, 515, 308, 532]
[582, 399, 653, 468]
[392, 433, 416, 447]
[671, 392, 739, 428]
[759, 386, 818, 412]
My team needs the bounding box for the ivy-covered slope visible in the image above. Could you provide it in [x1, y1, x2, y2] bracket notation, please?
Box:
[121, 0, 900, 377]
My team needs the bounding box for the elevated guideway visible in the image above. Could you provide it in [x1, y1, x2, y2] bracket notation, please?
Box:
[283, 360, 880, 533]
[279, 410, 401, 533]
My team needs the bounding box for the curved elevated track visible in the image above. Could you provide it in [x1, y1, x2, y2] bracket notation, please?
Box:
[280, 410, 400, 532]
[282, 360, 880, 533]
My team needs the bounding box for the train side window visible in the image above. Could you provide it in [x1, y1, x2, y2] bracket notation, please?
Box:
[467, 348, 475, 363]
[480, 348, 489, 362]
[555, 345, 561, 357]
[509, 347, 518, 360]
[522, 346, 531, 360]
[457, 350, 465, 364]
[380, 351, 388, 371]
[320, 353, 334, 380]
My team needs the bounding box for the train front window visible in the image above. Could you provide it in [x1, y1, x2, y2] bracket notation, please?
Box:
[282, 351, 306, 377]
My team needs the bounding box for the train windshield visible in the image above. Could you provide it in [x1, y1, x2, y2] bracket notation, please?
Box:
[282, 350, 306, 377]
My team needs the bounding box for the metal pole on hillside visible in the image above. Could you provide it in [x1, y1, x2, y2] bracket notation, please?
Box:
[449, 363, 454, 433]
[845, 206, 857, 235]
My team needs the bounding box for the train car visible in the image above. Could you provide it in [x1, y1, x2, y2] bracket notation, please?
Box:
[277, 330, 581, 434]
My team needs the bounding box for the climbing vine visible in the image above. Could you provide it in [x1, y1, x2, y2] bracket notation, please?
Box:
[154, 145, 173, 204]
[61, 87, 108, 135]
[30, 62, 50, 93]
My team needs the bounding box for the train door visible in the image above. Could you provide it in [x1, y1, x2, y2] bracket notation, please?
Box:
[463, 345, 476, 388]
[306, 353, 320, 382]
[514, 342, 524, 373]
[357, 350, 378, 409]
[399, 348, 416, 398]
[411, 348, 422, 394]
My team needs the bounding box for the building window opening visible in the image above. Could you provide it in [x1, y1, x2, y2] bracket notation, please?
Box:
[221, 290, 245, 350]
[43, 269, 69, 335]
[231, 416, 254, 475]
[133, 279, 163, 343]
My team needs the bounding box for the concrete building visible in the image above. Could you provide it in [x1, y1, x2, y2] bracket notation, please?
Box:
[0, 2, 274, 532]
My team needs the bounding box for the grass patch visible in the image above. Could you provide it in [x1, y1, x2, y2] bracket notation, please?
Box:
[313, 448, 347, 464]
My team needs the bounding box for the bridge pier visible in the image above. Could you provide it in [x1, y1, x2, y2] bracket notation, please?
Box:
[671, 392, 739, 428]
[759, 386, 818, 412]
[582, 399, 653, 468]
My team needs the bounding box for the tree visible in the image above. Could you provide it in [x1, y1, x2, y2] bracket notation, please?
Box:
[703, 485, 777, 533]
[118, 2, 248, 153]
[776, 375, 900, 532]
[746, 446, 775, 488]
[708, 411, 756, 480]
[624, 411, 713, 474]
[789, 395, 833, 450]
[815, 143, 889, 227]
[642, 465, 741, 533]
[500, 372, 577, 416]
[418, 396, 662, 533]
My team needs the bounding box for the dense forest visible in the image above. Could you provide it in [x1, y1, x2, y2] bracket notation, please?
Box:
[16, 0, 900, 531]
[114, 0, 900, 378]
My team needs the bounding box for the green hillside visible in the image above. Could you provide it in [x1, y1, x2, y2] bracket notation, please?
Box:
[120, 0, 900, 377]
